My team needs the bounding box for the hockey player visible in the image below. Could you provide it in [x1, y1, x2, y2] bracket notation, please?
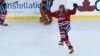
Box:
[0, 0, 8, 26]
[40, 0, 54, 25]
[51, 4, 78, 54]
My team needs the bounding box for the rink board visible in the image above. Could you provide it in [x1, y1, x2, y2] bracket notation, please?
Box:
[6, 15, 100, 21]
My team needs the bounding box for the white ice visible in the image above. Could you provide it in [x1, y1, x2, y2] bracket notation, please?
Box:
[0, 19, 100, 56]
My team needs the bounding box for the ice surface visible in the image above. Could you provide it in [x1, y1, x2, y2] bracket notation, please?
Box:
[0, 20, 100, 56]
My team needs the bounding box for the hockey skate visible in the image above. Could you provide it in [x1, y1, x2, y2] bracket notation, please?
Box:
[0, 22, 8, 26]
[58, 41, 64, 46]
[40, 17, 45, 22]
[69, 48, 74, 54]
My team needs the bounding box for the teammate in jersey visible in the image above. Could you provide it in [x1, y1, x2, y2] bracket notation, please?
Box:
[40, 0, 54, 25]
[0, 0, 8, 26]
[51, 4, 78, 54]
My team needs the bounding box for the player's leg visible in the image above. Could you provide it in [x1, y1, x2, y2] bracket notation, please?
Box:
[58, 27, 66, 46]
[65, 35, 74, 54]
[0, 14, 8, 26]
[0, 3, 8, 26]
[40, 9, 52, 25]
[39, 2, 46, 22]
[0, 14, 5, 25]
[39, 2, 52, 25]
[64, 24, 74, 54]
[40, 10, 45, 22]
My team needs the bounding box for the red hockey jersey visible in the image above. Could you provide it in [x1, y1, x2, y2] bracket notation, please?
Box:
[52, 8, 76, 27]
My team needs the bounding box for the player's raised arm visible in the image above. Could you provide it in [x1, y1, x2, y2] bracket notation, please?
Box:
[68, 3, 78, 15]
